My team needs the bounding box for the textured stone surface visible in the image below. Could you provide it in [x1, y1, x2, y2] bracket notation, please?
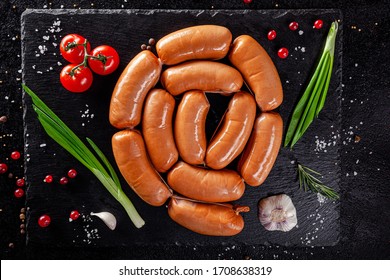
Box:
[0, 0, 389, 260]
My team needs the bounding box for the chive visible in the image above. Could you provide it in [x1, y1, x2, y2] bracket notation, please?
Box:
[284, 21, 338, 148]
[23, 84, 145, 229]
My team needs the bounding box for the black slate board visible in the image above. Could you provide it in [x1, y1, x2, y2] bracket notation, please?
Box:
[21, 9, 342, 247]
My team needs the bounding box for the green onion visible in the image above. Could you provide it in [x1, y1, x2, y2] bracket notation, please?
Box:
[284, 21, 338, 148]
[22, 84, 145, 229]
[297, 163, 339, 200]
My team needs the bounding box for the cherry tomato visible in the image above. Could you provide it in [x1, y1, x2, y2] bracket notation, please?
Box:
[60, 34, 91, 64]
[60, 64, 93, 93]
[88, 45, 120, 75]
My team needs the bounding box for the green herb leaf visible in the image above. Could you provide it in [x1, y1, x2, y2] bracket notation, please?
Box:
[284, 21, 338, 148]
[23, 84, 145, 229]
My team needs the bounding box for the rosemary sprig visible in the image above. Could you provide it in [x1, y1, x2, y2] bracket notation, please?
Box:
[297, 163, 339, 200]
[284, 21, 338, 148]
[22, 84, 145, 229]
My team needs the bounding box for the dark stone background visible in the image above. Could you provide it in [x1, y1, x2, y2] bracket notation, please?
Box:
[0, 0, 389, 259]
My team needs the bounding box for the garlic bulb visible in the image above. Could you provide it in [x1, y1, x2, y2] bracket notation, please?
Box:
[258, 194, 297, 232]
[91, 211, 117, 230]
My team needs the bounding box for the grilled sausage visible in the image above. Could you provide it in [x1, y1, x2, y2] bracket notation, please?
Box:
[167, 161, 245, 202]
[205, 91, 256, 170]
[238, 112, 283, 187]
[168, 198, 249, 236]
[142, 89, 178, 173]
[174, 90, 209, 165]
[109, 50, 162, 129]
[156, 25, 232, 65]
[160, 61, 243, 96]
[112, 130, 171, 206]
[229, 35, 283, 111]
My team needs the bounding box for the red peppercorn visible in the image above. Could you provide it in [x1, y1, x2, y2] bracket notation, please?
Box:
[314, 19, 324, 29]
[0, 163, 8, 174]
[16, 178, 25, 187]
[267, 30, 277, 40]
[243, 0, 252, 3]
[11, 151, 21, 160]
[289, 21, 299, 31]
[44, 175, 53, 183]
[59, 177, 69, 185]
[14, 188, 25, 198]
[38, 215, 51, 228]
[69, 210, 80, 221]
[278, 47, 289, 59]
[67, 169, 77, 178]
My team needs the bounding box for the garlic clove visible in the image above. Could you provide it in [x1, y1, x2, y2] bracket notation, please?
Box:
[90, 211, 117, 230]
[258, 194, 297, 232]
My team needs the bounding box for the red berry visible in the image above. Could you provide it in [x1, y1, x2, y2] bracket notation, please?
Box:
[14, 188, 25, 198]
[59, 177, 69, 185]
[289, 21, 299, 31]
[0, 163, 8, 174]
[314, 19, 323, 29]
[267, 30, 277, 40]
[11, 151, 21, 160]
[278, 47, 289, 59]
[38, 215, 51, 228]
[69, 210, 80, 221]
[67, 169, 77, 178]
[16, 178, 25, 187]
[44, 175, 53, 183]
[243, 0, 252, 3]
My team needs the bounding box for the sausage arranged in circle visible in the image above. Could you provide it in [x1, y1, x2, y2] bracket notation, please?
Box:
[156, 25, 232, 65]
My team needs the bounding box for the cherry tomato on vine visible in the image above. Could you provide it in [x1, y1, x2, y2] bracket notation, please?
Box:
[60, 34, 91, 64]
[87, 45, 120, 75]
[60, 64, 93, 93]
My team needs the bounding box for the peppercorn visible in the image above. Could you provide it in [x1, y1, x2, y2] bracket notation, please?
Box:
[146, 46, 152, 50]
[20, 208, 26, 213]
[148, 38, 155, 46]
[20, 224, 25, 229]
[141, 44, 147, 50]
[19, 213, 25, 220]
[0, 116, 8, 123]
[8, 243, 14, 248]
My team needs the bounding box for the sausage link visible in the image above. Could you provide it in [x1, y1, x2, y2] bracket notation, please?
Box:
[168, 198, 248, 236]
[238, 112, 283, 187]
[175, 90, 209, 165]
[142, 89, 178, 173]
[109, 50, 162, 129]
[161, 61, 243, 96]
[167, 161, 245, 202]
[112, 130, 171, 206]
[156, 25, 232, 65]
[205, 91, 256, 170]
[229, 35, 283, 111]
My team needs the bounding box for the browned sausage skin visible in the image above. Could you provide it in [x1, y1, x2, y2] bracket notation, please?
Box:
[205, 91, 256, 170]
[112, 130, 171, 206]
[229, 35, 283, 111]
[174, 90, 209, 165]
[156, 25, 232, 65]
[168, 198, 249, 236]
[167, 161, 245, 203]
[160, 61, 243, 96]
[109, 50, 162, 129]
[238, 112, 283, 187]
[142, 89, 178, 173]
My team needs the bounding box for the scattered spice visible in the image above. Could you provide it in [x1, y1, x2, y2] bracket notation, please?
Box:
[20, 229, 26, 235]
[20, 224, 25, 229]
[8, 243, 14, 249]
[141, 44, 147, 50]
[0, 116, 8, 123]
[148, 38, 155, 46]
[21, 207, 26, 213]
[146, 45, 152, 50]
[8, 173, 14, 179]
[19, 213, 26, 220]
[354, 135, 361, 143]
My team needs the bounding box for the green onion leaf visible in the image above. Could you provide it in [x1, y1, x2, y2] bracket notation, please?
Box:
[22, 84, 145, 229]
[284, 21, 338, 148]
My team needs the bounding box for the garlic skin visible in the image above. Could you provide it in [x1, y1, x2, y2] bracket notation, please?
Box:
[258, 194, 297, 232]
[91, 212, 117, 230]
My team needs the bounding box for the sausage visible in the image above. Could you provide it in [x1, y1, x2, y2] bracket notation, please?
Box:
[174, 90, 209, 165]
[160, 61, 243, 96]
[112, 130, 171, 206]
[142, 89, 178, 173]
[228, 35, 283, 111]
[205, 91, 256, 170]
[156, 25, 232, 65]
[168, 198, 249, 236]
[238, 112, 283, 187]
[167, 161, 245, 202]
[109, 50, 162, 129]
